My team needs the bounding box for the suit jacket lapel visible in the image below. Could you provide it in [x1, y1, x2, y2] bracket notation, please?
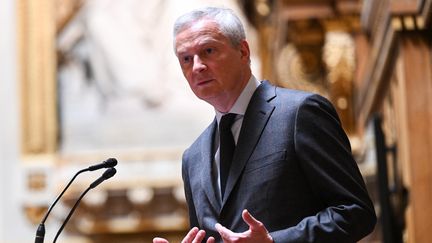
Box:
[200, 119, 222, 211]
[221, 81, 276, 207]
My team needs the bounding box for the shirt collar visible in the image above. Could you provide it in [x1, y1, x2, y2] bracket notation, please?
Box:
[216, 75, 260, 123]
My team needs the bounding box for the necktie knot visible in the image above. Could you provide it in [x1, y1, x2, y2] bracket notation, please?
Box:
[219, 113, 236, 132]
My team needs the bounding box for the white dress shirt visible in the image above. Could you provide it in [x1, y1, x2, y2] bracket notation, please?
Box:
[213, 75, 261, 199]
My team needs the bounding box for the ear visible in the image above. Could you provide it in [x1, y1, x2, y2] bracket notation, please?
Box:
[239, 39, 250, 63]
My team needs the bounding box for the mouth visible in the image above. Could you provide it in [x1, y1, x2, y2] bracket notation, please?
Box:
[196, 79, 214, 86]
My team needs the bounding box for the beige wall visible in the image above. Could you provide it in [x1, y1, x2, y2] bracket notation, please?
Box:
[0, 0, 36, 241]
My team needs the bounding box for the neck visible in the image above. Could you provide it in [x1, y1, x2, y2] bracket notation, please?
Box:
[212, 72, 252, 113]
[213, 97, 236, 113]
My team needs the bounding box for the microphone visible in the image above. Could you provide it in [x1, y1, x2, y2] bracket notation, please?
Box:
[90, 166, 117, 188]
[34, 158, 118, 243]
[87, 158, 117, 171]
[53, 167, 117, 243]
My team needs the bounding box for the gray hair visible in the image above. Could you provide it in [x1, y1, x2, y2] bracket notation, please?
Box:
[173, 7, 246, 49]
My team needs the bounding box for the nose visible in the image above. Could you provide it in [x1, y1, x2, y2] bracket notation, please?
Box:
[192, 55, 206, 73]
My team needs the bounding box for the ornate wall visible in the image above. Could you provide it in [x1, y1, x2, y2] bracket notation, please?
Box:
[242, 0, 432, 242]
[357, 0, 432, 241]
[16, 0, 254, 242]
[15, 0, 432, 242]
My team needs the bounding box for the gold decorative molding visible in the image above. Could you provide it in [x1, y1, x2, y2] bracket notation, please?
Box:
[323, 31, 356, 134]
[242, 0, 361, 136]
[17, 0, 58, 156]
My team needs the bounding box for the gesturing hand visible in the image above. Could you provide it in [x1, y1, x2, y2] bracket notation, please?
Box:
[153, 227, 215, 243]
[215, 209, 273, 243]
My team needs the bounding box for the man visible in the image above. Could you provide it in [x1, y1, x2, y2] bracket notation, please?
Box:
[154, 6, 376, 243]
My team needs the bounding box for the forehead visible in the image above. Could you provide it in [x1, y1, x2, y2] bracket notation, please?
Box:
[175, 20, 229, 52]
[189, 18, 221, 32]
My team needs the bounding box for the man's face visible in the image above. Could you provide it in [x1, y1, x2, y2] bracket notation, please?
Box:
[174, 19, 251, 112]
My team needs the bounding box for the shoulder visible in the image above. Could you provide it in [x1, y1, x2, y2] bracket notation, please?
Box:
[259, 80, 333, 108]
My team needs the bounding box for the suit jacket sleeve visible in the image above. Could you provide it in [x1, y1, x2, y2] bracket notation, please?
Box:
[182, 149, 200, 228]
[270, 94, 376, 243]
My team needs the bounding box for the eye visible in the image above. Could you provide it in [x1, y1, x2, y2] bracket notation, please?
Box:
[205, 48, 214, 54]
[182, 55, 192, 64]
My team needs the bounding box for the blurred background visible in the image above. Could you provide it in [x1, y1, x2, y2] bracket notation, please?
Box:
[0, 0, 431, 242]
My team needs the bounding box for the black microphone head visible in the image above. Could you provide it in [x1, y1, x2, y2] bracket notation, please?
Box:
[104, 158, 118, 168]
[89, 168, 117, 189]
[102, 167, 117, 179]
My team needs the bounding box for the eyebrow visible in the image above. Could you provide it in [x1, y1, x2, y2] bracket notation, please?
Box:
[176, 41, 219, 56]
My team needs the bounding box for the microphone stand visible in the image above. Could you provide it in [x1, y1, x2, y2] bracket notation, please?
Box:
[34, 158, 118, 243]
[53, 167, 116, 242]
[52, 186, 92, 243]
[35, 168, 87, 243]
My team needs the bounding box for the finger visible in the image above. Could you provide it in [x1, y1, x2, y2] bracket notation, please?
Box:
[153, 237, 169, 243]
[192, 230, 207, 243]
[242, 209, 264, 231]
[181, 227, 199, 243]
[206, 236, 216, 243]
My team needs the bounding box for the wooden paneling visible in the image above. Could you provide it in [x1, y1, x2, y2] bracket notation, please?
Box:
[398, 34, 432, 243]
[357, 0, 432, 241]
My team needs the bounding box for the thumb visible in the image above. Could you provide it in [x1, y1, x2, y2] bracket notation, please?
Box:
[215, 223, 233, 240]
[242, 209, 263, 231]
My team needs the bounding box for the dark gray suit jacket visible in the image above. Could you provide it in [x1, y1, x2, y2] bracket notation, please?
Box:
[182, 81, 376, 242]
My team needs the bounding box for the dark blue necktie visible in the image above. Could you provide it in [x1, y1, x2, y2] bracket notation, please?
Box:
[219, 113, 236, 198]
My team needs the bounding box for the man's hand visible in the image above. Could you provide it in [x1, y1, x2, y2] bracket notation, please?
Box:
[153, 227, 215, 243]
[215, 209, 273, 243]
